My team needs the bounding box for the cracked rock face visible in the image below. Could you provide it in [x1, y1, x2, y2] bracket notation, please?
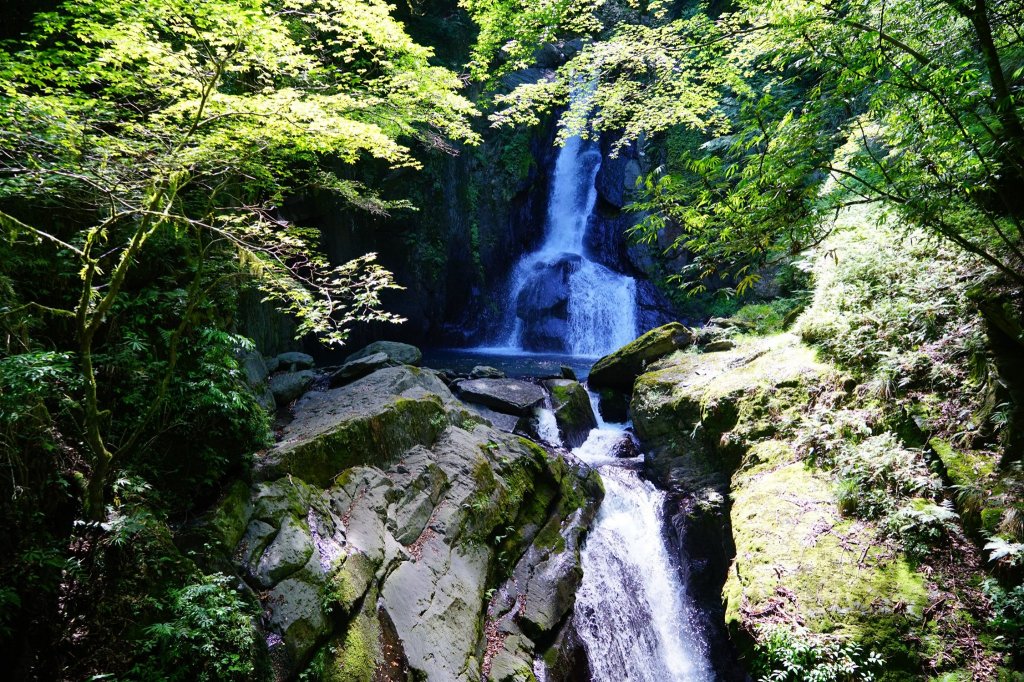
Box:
[214, 363, 604, 681]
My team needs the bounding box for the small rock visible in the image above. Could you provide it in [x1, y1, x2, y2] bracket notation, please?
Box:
[543, 379, 597, 448]
[276, 351, 315, 371]
[708, 316, 754, 331]
[609, 434, 642, 459]
[346, 340, 421, 367]
[470, 365, 505, 379]
[560, 365, 578, 381]
[270, 370, 316, 404]
[456, 378, 546, 416]
[703, 339, 736, 352]
[264, 355, 280, 373]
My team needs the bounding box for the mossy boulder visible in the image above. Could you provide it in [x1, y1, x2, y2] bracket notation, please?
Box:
[632, 335, 828, 489]
[543, 379, 597, 448]
[588, 322, 694, 392]
[256, 366, 456, 487]
[723, 440, 929, 674]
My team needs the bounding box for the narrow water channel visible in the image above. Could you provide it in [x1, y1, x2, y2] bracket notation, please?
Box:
[570, 395, 714, 681]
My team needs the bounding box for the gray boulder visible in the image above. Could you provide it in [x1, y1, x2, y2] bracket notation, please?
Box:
[239, 349, 269, 386]
[456, 378, 546, 416]
[330, 351, 395, 386]
[277, 351, 315, 371]
[252, 515, 314, 588]
[270, 370, 316, 404]
[346, 340, 422, 367]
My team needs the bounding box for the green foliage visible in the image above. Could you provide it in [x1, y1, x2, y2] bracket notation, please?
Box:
[732, 298, 805, 335]
[133, 573, 260, 682]
[887, 500, 959, 560]
[488, 11, 733, 152]
[982, 579, 1024, 654]
[754, 626, 883, 682]
[795, 215, 982, 388]
[818, 432, 942, 522]
[0, 0, 480, 518]
[459, 0, 603, 84]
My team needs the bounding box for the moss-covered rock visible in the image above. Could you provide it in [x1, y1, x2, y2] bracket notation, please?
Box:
[543, 379, 597, 448]
[240, 365, 603, 681]
[588, 322, 694, 392]
[256, 366, 456, 486]
[632, 334, 827, 490]
[723, 441, 929, 674]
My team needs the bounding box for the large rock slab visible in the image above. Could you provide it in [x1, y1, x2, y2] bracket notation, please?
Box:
[588, 322, 694, 392]
[456, 378, 546, 416]
[346, 340, 422, 367]
[329, 351, 395, 386]
[257, 367, 456, 486]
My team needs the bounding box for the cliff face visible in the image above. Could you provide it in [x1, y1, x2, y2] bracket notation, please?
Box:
[198, 365, 603, 681]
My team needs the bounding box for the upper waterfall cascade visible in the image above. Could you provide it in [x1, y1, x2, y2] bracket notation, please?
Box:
[500, 131, 638, 357]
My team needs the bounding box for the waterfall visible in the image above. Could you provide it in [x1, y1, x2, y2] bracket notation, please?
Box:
[499, 116, 638, 357]
[568, 395, 714, 681]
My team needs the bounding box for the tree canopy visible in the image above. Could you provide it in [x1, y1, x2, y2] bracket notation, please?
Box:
[0, 0, 478, 517]
[478, 0, 1024, 293]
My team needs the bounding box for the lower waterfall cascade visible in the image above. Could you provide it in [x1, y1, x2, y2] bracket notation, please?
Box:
[532, 395, 716, 681]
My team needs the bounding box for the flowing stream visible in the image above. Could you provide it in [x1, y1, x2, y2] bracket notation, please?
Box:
[470, 86, 712, 678]
[500, 128, 638, 357]
[566, 396, 714, 681]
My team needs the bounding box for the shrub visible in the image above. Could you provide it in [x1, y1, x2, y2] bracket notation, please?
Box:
[981, 579, 1024, 656]
[133, 573, 261, 682]
[753, 626, 883, 682]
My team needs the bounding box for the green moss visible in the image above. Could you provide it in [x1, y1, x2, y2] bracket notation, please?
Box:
[201, 478, 252, 554]
[928, 437, 996, 487]
[725, 448, 928, 674]
[533, 515, 567, 554]
[269, 395, 447, 487]
[316, 599, 382, 682]
[325, 553, 377, 618]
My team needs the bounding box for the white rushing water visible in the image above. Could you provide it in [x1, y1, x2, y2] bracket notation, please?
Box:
[501, 127, 638, 357]
[570, 395, 714, 681]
